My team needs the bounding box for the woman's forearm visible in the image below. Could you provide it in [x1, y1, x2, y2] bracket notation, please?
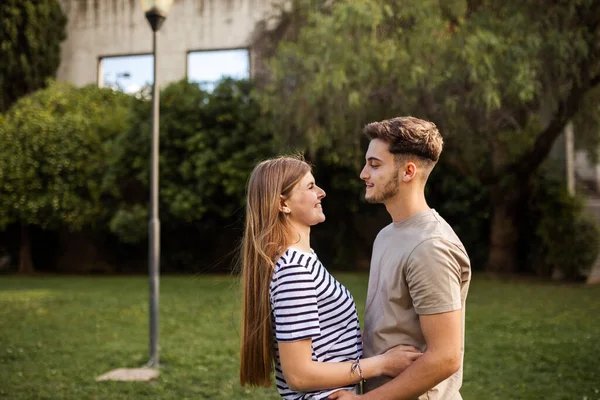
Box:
[284, 356, 384, 392]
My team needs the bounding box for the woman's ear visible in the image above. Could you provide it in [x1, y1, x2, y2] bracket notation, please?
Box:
[279, 195, 291, 214]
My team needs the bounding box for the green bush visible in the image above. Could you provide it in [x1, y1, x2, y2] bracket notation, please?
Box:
[426, 162, 491, 270]
[107, 79, 275, 272]
[108, 205, 148, 244]
[0, 81, 136, 230]
[526, 171, 600, 280]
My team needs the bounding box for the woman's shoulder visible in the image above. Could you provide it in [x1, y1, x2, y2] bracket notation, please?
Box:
[272, 247, 319, 278]
[276, 247, 317, 266]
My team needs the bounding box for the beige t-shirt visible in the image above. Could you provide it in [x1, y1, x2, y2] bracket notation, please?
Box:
[363, 209, 471, 400]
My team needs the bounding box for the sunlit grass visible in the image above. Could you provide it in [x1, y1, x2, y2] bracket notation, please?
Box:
[0, 274, 599, 399]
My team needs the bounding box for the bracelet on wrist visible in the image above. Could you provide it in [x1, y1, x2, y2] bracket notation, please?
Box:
[350, 358, 366, 383]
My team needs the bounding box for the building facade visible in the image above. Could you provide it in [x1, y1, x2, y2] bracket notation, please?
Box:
[56, 0, 281, 87]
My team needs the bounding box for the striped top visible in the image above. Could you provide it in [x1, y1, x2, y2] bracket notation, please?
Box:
[270, 247, 363, 399]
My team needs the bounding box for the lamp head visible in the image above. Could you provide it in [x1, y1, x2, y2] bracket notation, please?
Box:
[140, 0, 173, 31]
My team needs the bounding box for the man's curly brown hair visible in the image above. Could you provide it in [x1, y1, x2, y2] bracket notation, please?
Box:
[363, 116, 444, 163]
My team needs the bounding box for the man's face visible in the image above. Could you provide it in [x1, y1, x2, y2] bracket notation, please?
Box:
[360, 139, 401, 204]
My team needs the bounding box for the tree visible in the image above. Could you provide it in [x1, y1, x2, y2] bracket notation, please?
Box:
[0, 0, 67, 112]
[0, 81, 135, 273]
[258, 0, 600, 273]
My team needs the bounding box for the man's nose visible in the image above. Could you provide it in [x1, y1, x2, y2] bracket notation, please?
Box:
[359, 166, 369, 180]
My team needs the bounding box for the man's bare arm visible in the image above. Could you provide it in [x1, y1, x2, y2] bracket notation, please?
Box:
[360, 309, 463, 400]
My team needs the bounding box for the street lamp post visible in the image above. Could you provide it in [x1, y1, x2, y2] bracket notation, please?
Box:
[115, 72, 131, 91]
[95, 1, 173, 382]
[140, 0, 173, 368]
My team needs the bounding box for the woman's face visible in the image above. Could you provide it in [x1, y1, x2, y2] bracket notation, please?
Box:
[284, 172, 326, 227]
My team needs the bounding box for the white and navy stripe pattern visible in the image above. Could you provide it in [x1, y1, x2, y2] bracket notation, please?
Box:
[270, 248, 363, 399]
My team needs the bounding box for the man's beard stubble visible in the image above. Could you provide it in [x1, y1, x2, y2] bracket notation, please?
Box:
[365, 173, 400, 204]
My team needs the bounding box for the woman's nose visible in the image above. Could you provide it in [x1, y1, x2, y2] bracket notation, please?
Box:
[318, 186, 326, 199]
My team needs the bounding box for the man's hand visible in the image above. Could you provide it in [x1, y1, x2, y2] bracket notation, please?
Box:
[328, 390, 362, 399]
[355, 310, 463, 400]
[381, 345, 422, 377]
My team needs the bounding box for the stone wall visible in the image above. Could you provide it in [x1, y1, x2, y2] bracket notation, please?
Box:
[57, 0, 281, 87]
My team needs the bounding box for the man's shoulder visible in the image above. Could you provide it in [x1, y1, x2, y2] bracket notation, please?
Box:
[408, 236, 467, 264]
[419, 212, 468, 254]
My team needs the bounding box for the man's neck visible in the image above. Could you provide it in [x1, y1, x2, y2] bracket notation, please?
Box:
[385, 193, 430, 223]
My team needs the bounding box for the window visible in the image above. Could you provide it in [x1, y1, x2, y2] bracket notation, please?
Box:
[187, 49, 249, 91]
[98, 54, 153, 94]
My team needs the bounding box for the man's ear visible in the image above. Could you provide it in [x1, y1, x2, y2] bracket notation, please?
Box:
[402, 162, 417, 182]
[279, 195, 291, 214]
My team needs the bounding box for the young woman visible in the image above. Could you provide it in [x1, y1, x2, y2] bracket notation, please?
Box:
[240, 156, 421, 399]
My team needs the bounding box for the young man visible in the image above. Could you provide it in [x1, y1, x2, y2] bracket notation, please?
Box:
[330, 117, 471, 400]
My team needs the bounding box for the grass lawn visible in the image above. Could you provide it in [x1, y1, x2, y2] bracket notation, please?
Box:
[1, 274, 599, 399]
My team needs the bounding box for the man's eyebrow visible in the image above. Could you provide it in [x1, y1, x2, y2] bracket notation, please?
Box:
[366, 157, 382, 162]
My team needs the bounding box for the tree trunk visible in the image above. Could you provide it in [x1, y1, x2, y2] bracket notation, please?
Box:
[487, 183, 522, 273]
[18, 224, 35, 274]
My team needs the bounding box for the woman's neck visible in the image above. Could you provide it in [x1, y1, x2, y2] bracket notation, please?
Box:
[288, 222, 311, 253]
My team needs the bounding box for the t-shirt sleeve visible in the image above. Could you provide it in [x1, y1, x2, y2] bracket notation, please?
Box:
[271, 264, 321, 342]
[406, 238, 463, 315]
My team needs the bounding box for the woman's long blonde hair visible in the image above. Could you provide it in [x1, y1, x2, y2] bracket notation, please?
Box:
[240, 156, 311, 387]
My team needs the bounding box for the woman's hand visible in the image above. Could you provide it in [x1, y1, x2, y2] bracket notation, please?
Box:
[380, 345, 423, 377]
[328, 390, 361, 399]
